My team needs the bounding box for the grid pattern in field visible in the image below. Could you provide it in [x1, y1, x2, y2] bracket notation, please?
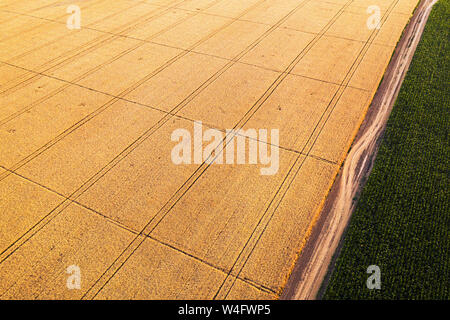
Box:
[0, 0, 418, 299]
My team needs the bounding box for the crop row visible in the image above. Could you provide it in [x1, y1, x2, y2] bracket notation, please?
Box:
[323, 0, 449, 299]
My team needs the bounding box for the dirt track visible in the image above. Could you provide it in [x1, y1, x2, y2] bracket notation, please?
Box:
[0, 0, 421, 299]
[281, 0, 438, 300]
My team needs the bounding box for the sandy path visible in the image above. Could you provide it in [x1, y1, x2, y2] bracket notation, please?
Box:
[0, 0, 425, 299]
[282, 0, 438, 300]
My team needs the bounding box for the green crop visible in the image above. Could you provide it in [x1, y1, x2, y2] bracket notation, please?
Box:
[323, 0, 449, 300]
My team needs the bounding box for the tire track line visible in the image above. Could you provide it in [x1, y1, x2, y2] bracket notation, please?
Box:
[288, 0, 437, 300]
[0, 0, 257, 185]
[79, 0, 359, 300]
[0, 0, 268, 265]
[0, 0, 110, 42]
[0, 0, 218, 127]
[215, 0, 402, 299]
[0, 0, 186, 95]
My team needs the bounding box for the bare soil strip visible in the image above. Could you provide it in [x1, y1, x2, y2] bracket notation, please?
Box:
[281, 0, 438, 300]
[0, 0, 424, 299]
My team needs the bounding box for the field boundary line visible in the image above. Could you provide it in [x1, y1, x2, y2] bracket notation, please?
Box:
[0, 0, 254, 183]
[0, 0, 188, 96]
[0, 0, 223, 126]
[0, 0, 277, 289]
[281, 0, 434, 300]
[214, 0, 410, 298]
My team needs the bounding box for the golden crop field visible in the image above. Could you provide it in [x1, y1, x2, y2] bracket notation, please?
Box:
[0, 0, 419, 299]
